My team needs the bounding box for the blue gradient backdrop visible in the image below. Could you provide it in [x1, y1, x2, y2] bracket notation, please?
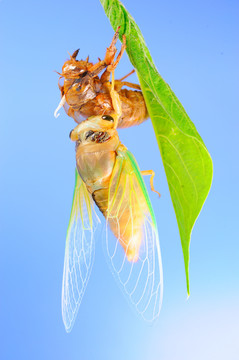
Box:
[1, 0, 238, 359]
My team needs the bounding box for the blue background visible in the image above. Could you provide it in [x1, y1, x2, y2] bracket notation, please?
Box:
[1, 0, 238, 359]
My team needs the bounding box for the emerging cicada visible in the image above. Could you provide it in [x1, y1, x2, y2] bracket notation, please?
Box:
[62, 73, 163, 332]
[55, 27, 149, 128]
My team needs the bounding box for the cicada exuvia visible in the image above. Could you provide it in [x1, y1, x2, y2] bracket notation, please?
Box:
[55, 27, 149, 128]
[61, 73, 163, 332]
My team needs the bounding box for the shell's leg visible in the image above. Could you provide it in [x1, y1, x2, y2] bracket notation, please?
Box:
[114, 80, 141, 91]
[118, 69, 135, 81]
[114, 68, 142, 91]
[100, 34, 127, 84]
[141, 170, 161, 197]
[88, 26, 120, 77]
[107, 70, 141, 91]
[107, 34, 126, 72]
[104, 26, 121, 65]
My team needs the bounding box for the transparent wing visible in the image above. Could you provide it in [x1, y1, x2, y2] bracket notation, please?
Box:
[63, 101, 85, 124]
[62, 169, 99, 332]
[105, 147, 163, 321]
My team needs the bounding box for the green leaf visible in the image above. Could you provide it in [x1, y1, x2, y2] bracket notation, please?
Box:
[100, 0, 213, 295]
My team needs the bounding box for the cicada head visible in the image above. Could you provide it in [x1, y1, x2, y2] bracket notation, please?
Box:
[69, 114, 118, 143]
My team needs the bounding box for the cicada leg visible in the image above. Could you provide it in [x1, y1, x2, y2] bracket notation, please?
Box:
[109, 70, 122, 128]
[141, 170, 161, 197]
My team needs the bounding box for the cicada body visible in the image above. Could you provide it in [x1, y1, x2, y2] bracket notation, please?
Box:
[55, 28, 149, 128]
[62, 113, 163, 331]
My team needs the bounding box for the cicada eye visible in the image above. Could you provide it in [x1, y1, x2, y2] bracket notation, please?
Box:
[69, 129, 81, 142]
[81, 71, 88, 78]
[102, 115, 114, 122]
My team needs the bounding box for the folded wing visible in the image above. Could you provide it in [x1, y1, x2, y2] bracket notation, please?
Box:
[105, 146, 163, 321]
[62, 169, 99, 332]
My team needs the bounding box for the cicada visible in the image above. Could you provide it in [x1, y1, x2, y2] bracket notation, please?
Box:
[62, 75, 163, 331]
[54, 27, 148, 128]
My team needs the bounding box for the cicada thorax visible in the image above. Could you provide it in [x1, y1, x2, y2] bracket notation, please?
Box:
[72, 115, 119, 194]
[71, 116, 143, 261]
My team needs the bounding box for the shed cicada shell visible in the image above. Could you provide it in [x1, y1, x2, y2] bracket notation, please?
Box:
[62, 73, 163, 331]
[55, 27, 149, 128]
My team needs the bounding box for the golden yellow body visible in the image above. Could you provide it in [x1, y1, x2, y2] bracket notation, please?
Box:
[70, 115, 143, 260]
